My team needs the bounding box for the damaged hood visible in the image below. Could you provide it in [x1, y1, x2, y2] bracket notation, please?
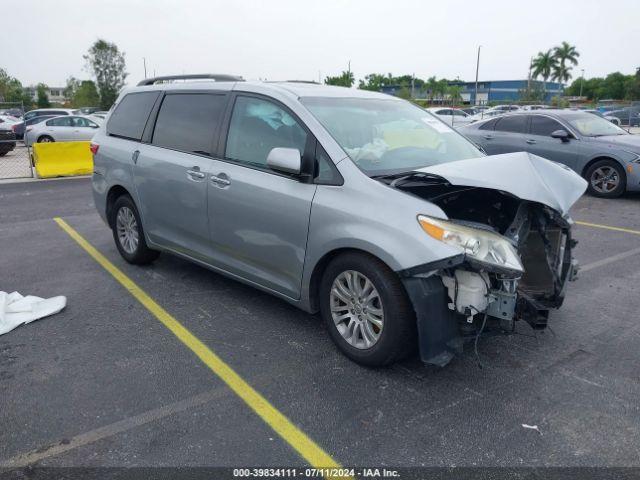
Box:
[416, 152, 587, 215]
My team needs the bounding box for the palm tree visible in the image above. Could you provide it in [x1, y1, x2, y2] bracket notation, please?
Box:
[531, 50, 558, 95]
[553, 41, 580, 94]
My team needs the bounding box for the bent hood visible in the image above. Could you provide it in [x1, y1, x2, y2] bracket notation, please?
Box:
[417, 151, 587, 215]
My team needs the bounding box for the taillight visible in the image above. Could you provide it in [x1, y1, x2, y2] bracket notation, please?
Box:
[11, 124, 18, 131]
[90, 143, 99, 155]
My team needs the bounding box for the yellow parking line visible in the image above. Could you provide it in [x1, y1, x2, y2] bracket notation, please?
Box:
[53, 217, 340, 469]
[575, 221, 640, 236]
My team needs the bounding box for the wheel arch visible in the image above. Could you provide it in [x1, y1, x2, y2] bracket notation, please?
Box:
[306, 247, 398, 313]
[106, 185, 134, 228]
[580, 155, 627, 179]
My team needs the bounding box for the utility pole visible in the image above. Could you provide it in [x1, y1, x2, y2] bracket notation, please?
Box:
[143, 57, 147, 78]
[474, 45, 481, 105]
[579, 68, 585, 98]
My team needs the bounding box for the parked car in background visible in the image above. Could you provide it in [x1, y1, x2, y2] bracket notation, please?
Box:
[0, 108, 24, 118]
[23, 108, 80, 122]
[584, 109, 621, 126]
[461, 107, 479, 115]
[0, 124, 17, 156]
[466, 109, 506, 122]
[605, 109, 640, 127]
[522, 105, 550, 111]
[459, 110, 640, 198]
[79, 107, 101, 115]
[488, 104, 521, 113]
[426, 107, 473, 127]
[91, 76, 586, 367]
[25, 115, 101, 146]
[10, 115, 58, 140]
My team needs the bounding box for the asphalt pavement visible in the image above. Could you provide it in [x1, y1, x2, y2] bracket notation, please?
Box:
[1, 177, 639, 472]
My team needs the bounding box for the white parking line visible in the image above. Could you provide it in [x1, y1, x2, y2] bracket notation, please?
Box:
[0, 388, 227, 468]
[580, 246, 640, 273]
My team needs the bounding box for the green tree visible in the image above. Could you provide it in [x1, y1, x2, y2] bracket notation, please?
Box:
[358, 73, 387, 91]
[552, 41, 580, 89]
[624, 67, 640, 100]
[0, 68, 33, 107]
[324, 70, 355, 87]
[447, 85, 463, 105]
[73, 80, 100, 107]
[425, 76, 438, 102]
[36, 83, 51, 108]
[531, 50, 558, 93]
[84, 39, 127, 110]
[602, 72, 628, 99]
[63, 76, 80, 102]
[396, 86, 412, 100]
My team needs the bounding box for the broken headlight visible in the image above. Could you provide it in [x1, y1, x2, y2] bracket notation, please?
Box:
[418, 215, 524, 273]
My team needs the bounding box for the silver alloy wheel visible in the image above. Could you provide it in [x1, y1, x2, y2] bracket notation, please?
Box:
[116, 206, 139, 254]
[590, 166, 620, 194]
[330, 270, 384, 349]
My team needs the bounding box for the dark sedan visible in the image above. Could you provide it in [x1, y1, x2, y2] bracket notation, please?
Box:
[9, 115, 57, 140]
[459, 110, 640, 198]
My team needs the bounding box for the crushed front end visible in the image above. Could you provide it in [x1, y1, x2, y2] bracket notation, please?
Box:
[391, 179, 579, 366]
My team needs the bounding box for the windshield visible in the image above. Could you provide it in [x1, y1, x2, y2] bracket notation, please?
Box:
[567, 113, 626, 137]
[300, 97, 483, 175]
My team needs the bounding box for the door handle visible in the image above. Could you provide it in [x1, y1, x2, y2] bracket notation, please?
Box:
[210, 174, 230, 186]
[483, 135, 493, 140]
[132, 150, 140, 164]
[526, 139, 536, 144]
[187, 168, 206, 180]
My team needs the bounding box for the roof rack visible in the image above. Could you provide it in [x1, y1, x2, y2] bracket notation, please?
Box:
[137, 74, 244, 86]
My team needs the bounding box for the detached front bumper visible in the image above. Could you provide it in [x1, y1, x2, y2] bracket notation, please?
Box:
[400, 216, 578, 367]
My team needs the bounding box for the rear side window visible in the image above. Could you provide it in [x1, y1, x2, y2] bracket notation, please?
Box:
[494, 115, 527, 133]
[529, 115, 563, 136]
[47, 117, 72, 127]
[152, 93, 227, 155]
[107, 92, 160, 141]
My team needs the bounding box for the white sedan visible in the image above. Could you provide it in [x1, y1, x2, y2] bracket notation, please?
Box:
[25, 115, 102, 146]
[426, 107, 474, 127]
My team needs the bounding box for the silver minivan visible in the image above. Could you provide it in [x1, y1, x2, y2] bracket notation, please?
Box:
[92, 74, 587, 367]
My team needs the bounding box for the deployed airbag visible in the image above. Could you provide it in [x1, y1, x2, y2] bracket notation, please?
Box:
[0, 291, 66, 336]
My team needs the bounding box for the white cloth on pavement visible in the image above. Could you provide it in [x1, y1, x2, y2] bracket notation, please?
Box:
[0, 291, 66, 336]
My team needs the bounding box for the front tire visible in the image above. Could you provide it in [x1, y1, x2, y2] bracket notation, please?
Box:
[585, 159, 626, 198]
[111, 195, 160, 264]
[37, 135, 54, 143]
[319, 252, 416, 366]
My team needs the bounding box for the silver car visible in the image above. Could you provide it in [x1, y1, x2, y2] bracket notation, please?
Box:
[92, 75, 586, 367]
[459, 110, 640, 198]
[25, 115, 102, 146]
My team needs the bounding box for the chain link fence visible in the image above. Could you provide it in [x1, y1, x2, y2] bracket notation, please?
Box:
[0, 102, 34, 180]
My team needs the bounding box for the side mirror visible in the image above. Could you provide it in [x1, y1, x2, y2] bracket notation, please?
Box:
[551, 129, 570, 141]
[266, 147, 301, 175]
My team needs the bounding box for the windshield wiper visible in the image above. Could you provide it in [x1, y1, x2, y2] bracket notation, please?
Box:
[372, 171, 449, 187]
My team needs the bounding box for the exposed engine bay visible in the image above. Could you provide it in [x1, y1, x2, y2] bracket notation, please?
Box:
[380, 173, 579, 366]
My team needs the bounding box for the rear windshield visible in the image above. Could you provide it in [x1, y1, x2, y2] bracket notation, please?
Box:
[107, 92, 160, 141]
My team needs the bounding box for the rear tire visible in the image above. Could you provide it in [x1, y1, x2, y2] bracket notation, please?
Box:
[585, 159, 626, 198]
[111, 195, 160, 265]
[37, 135, 54, 143]
[319, 252, 416, 367]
